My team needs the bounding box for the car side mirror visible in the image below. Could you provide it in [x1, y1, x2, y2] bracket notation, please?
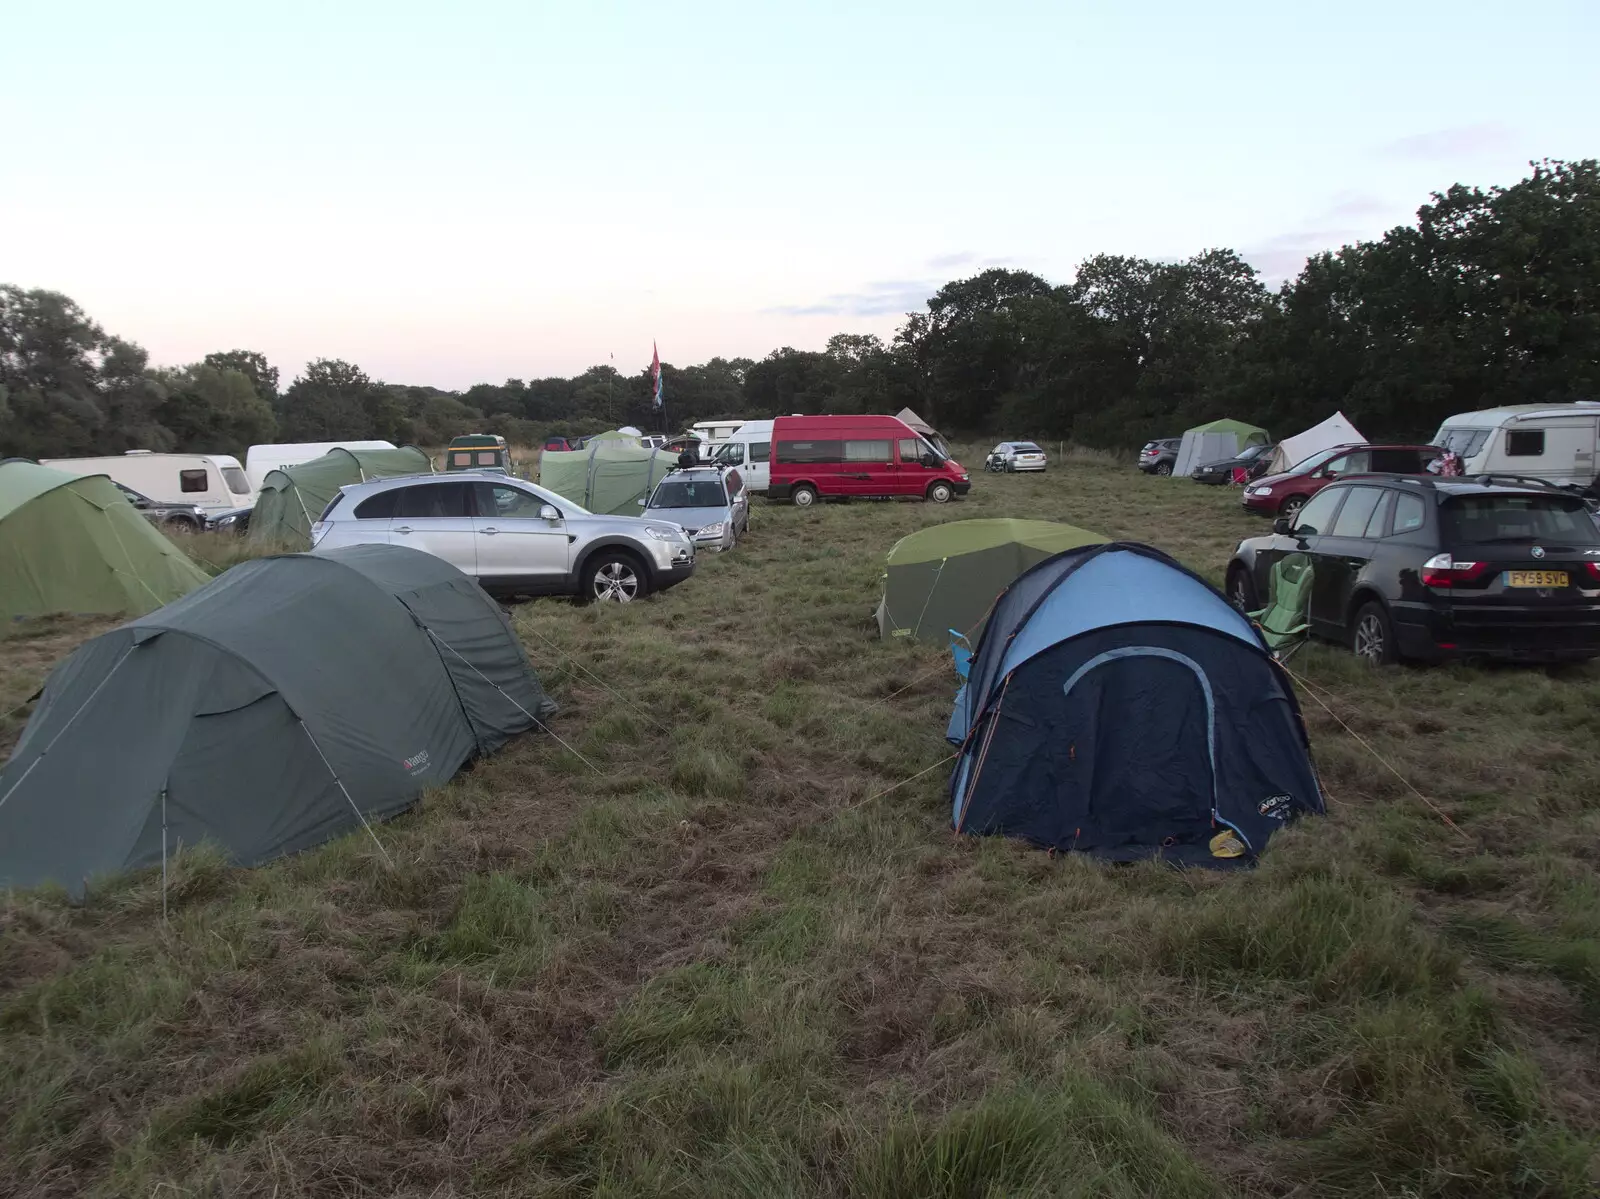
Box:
[921, 454, 938, 468]
[539, 504, 561, 521]
[1272, 517, 1292, 536]
[636, 497, 647, 506]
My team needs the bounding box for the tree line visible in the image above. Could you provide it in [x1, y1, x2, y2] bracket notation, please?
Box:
[2, 159, 1595, 460]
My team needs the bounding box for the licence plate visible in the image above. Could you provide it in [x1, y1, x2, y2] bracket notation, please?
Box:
[1505, 570, 1569, 588]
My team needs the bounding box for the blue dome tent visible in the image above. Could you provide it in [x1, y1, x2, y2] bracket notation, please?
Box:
[947, 542, 1322, 866]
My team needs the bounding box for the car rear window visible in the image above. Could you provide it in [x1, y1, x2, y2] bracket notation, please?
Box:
[1443, 494, 1600, 545]
[1015, 443, 1043, 453]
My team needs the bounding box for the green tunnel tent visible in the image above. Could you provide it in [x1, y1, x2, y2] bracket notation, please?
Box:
[1173, 418, 1270, 477]
[250, 445, 431, 547]
[875, 518, 1107, 642]
[0, 460, 210, 624]
[538, 432, 674, 515]
[0, 544, 556, 896]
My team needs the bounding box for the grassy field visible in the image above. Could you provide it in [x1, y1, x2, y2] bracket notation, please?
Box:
[4, 451, 1600, 1197]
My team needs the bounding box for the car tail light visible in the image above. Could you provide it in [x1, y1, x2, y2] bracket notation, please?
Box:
[1585, 562, 1600, 584]
[1421, 553, 1493, 587]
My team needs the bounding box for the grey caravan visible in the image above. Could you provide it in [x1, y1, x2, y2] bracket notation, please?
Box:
[1434, 403, 1600, 489]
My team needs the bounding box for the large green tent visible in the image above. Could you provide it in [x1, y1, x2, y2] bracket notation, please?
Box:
[251, 446, 431, 547]
[875, 518, 1107, 642]
[0, 544, 556, 896]
[1173, 418, 1271, 477]
[539, 432, 674, 515]
[0, 460, 209, 624]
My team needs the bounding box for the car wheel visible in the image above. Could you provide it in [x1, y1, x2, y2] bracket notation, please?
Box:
[1227, 565, 1258, 613]
[1351, 600, 1397, 666]
[791, 484, 818, 508]
[1154, 462, 1173, 477]
[1278, 494, 1307, 518]
[583, 552, 648, 604]
[927, 481, 954, 503]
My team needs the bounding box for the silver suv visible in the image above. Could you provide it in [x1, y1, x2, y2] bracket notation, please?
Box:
[640, 466, 749, 552]
[310, 471, 695, 602]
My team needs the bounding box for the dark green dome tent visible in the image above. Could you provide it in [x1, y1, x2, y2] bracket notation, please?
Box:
[0, 460, 209, 624]
[875, 518, 1106, 642]
[0, 544, 554, 896]
[250, 445, 431, 547]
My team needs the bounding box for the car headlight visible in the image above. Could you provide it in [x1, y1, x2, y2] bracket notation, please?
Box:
[1253, 486, 1272, 496]
[645, 525, 685, 541]
[697, 522, 725, 537]
[214, 514, 237, 527]
[960, 472, 970, 480]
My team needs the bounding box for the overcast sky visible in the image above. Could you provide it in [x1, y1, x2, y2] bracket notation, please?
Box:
[5, 0, 1595, 388]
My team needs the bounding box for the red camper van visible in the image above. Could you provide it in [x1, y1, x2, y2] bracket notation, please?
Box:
[768, 414, 971, 505]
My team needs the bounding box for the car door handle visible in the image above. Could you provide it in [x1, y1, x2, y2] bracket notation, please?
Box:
[394, 526, 412, 535]
[481, 527, 499, 534]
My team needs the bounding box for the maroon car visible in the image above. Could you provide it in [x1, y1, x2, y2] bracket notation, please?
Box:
[1241, 443, 1444, 517]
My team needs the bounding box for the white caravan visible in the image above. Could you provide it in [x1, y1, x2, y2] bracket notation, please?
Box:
[244, 440, 396, 489]
[710, 420, 773, 493]
[40, 451, 254, 512]
[690, 419, 746, 458]
[1432, 402, 1600, 487]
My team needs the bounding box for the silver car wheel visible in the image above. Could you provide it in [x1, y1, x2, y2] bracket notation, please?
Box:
[1354, 613, 1385, 663]
[593, 561, 640, 602]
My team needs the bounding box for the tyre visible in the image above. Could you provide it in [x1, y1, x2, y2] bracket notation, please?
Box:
[165, 516, 200, 535]
[583, 551, 648, 604]
[1278, 494, 1307, 518]
[1351, 600, 1397, 666]
[1154, 462, 1173, 477]
[1227, 565, 1258, 613]
[791, 484, 818, 508]
[927, 481, 954, 504]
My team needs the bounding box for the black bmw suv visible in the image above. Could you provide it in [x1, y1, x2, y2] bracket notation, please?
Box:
[1226, 475, 1600, 665]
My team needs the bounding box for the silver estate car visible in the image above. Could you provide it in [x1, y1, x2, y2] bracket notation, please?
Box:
[311, 471, 695, 602]
[640, 466, 750, 552]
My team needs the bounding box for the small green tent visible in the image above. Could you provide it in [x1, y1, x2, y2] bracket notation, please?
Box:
[875, 518, 1107, 642]
[0, 544, 556, 896]
[539, 432, 674, 515]
[0, 461, 209, 624]
[251, 446, 431, 547]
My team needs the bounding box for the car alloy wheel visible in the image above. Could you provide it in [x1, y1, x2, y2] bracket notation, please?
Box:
[1154, 462, 1172, 476]
[1279, 495, 1306, 518]
[593, 560, 640, 602]
[1228, 569, 1256, 613]
[1353, 610, 1388, 664]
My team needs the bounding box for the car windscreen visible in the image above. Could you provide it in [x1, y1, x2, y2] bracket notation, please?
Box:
[1434, 427, 1491, 458]
[1286, 446, 1343, 474]
[650, 480, 727, 508]
[1238, 444, 1268, 460]
[1442, 494, 1600, 545]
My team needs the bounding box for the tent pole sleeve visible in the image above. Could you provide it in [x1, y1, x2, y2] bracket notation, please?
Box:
[296, 719, 395, 868]
[0, 644, 136, 813]
[421, 628, 601, 775]
[910, 557, 948, 639]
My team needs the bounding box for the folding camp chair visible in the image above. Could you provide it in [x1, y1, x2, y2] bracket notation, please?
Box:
[1250, 553, 1313, 661]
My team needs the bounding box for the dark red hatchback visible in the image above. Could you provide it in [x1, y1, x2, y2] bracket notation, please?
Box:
[1241, 443, 1444, 518]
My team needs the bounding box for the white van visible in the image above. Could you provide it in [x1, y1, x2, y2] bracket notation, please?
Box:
[1433, 403, 1600, 488]
[40, 451, 254, 512]
[710, 420, 773, 493]
[244, 440, 396, 489]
